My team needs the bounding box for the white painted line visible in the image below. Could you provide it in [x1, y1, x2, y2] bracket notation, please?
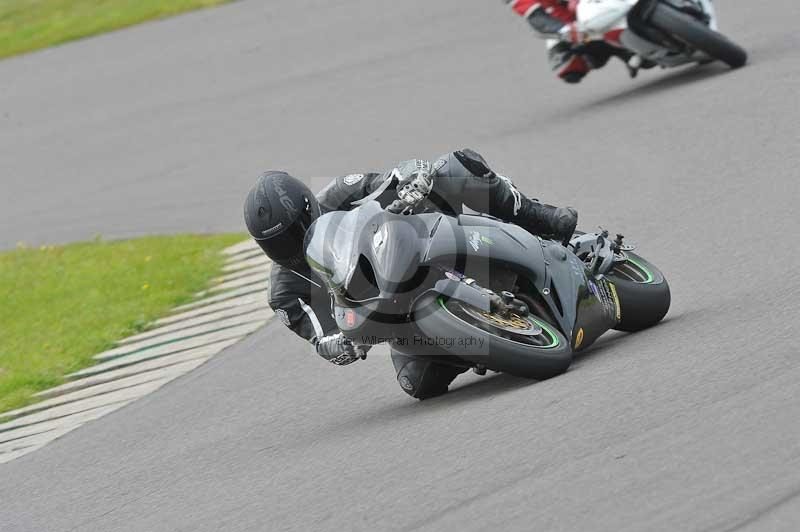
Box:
[0, 426, 80, 454]
[0, 403, 132, 462]
[212, 263, 270, 285]
[224, 249, 263, 265]
[70, 322, 264, 379]
[0, 241, 276, 465]
[1, 360, 204, 420]
[119, 301, 268, 346]
[222, 254, 271, 273]
[36, 339, 238, 399]
[205, 271, 267, 294]
[155, 291, 265, 327]
[222, 239, 259, 256]
[0, 445, 47, 464]
[172, 281, 268, 313]
[95, 308, 272, 361]
[0, 380, 171, 434]
[0, 403, 130, 443]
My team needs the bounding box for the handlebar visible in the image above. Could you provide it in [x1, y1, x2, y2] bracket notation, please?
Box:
[386, 198, 413, 215]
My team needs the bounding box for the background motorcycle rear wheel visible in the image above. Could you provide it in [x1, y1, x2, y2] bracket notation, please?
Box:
[412, 293, 573, 380]
[604, 252, 671, 332]
[649, 3, 747, 68]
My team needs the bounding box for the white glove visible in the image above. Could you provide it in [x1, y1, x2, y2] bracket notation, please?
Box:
[393, 159, 434, 208]
[315, 332, 370, 365]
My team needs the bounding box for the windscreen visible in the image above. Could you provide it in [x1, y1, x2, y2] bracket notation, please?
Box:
[304, 201, 385, 291]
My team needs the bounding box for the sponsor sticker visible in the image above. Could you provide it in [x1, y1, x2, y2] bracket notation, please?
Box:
[433, 158, 447, 173]
[272, 178, 298, 216]
[345, 309, 357, 328]
[469, 231, 482, 252]
[575, 327, 585, 349]
[608, 281, 621, 322]
[343, 173, 365, 186]
[444, 270, 461, 281]
[593, 279, 616, 321]
[593, 279, 622, 323]
[399, 375, 414, 391]
[587, 278, 599, 297]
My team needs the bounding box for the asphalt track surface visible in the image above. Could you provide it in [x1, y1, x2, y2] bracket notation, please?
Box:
[1, 1, 800, 530]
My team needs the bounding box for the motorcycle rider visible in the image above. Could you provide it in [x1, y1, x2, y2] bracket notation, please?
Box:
[504, 0, 639, 83]
[243, 149, 578, 399]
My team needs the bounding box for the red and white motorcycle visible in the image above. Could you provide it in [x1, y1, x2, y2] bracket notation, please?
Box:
[574, 0, 746, 72]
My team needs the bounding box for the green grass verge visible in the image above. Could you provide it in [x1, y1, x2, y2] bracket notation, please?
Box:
[0, 0, 233, 60]
[0, 233, 246, 414]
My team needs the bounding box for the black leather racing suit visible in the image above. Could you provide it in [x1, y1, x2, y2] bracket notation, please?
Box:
[268, 149, 574, 399]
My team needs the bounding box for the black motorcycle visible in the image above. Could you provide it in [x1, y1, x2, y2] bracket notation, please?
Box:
[304, 197, 670, 380]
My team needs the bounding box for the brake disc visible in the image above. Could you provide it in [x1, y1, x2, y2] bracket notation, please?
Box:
[458, 304, 542, 336]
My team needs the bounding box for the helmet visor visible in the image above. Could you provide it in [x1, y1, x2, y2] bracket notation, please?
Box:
[255, 215, 311, 268]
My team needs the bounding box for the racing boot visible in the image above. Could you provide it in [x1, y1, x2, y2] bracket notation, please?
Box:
[437, 149, 579, 243]
[515, 201, 578, 244]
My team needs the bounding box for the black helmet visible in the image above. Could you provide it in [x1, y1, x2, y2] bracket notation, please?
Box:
[244, 171, 321, 269]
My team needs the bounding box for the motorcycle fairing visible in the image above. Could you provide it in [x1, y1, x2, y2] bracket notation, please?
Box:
[306, 202, 441, 341]
[307, 203, 619, 351]
[571, 275, 621, 350]
[305, 201, 430, 299]
[539, 240, 618, 347]
[422, 214, 588, 340]
[423, 216, 619, 349]
[577, 0, 636, 34]
[421, 214, 547, 288]
[575, 0, 719, 65]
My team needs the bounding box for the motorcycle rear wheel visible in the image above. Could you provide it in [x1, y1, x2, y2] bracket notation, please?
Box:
[605, 252, 671, 332]
[412, 293, 573, 380]
[649, 3, 747, 68]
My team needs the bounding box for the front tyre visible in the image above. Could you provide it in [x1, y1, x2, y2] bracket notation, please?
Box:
[605, 252, 671, 332]
[650, 3, 747, 68]
[412, 293, 573, 380]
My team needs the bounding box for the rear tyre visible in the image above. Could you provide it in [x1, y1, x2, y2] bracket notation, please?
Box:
[412, 293, 573, 380]
[649, 3, 747, 68]
[605, 252, 671, 332]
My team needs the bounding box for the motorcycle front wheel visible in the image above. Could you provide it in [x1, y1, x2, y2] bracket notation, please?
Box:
[412, 293, 573, 380]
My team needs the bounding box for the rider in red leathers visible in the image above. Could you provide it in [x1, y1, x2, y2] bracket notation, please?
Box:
[505, 0, 636, 83]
